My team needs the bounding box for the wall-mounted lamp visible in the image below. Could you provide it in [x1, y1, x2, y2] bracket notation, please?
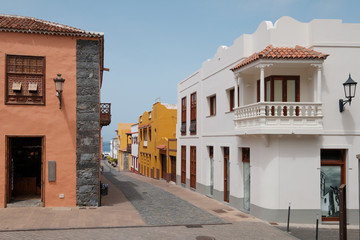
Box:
[339, 74, 357, 112]
[53, 74, 65, 109]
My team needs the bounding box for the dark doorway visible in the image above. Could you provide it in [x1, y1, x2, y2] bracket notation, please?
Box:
[7, 137, 43, 206]
[190, 146, 196, 189]
[170, 156, 176, 183]
[161, 154, 166, 179]
[224, 147, 230, 202]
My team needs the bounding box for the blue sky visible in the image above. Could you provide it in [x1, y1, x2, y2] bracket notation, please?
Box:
[2, 0, 360, 141]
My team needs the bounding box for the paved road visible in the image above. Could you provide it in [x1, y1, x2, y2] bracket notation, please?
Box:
[103, 167, 225, 226]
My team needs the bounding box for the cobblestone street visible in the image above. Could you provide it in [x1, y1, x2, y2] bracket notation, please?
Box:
[102, 164, 225, 226]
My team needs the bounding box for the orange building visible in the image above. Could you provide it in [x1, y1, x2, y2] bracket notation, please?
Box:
[138, 102, 177, 181]
[0, 15, 110, 208]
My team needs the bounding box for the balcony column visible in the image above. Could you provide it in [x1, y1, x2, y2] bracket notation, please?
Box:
[256, 64, 272, 117]
[312, 64, 323, 102]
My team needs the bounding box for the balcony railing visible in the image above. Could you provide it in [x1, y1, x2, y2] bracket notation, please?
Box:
[100, 103, 111, 127]
[234, 102, 323, 135]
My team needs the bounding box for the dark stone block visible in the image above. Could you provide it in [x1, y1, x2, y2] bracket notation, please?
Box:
[76, 39, 101, 206]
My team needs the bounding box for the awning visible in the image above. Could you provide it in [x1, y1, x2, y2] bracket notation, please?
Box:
[156, 145, 167, 150]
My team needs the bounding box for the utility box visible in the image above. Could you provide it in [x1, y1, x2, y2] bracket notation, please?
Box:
[48, 161, 56, 182]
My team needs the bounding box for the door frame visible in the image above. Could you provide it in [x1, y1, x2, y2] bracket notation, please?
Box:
[223, 147, 230, 202]
[5, 135, 45, 207]
[190, 146, 196, 189]
[320, 149, 346, 222]
[181, 146, 186, 184]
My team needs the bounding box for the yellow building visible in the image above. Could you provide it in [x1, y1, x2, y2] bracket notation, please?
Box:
[138, 102, 177, 181]
[116, 123, 133, 171]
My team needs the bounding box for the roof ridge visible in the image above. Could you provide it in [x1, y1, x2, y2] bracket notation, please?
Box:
[259, 44, 273, 57]
[0, 14, 85, 32]
[295, 45, 329, 58]
[231, 45, 329, 71]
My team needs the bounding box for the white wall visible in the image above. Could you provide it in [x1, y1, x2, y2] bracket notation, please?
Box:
[177, 16, 360, 223]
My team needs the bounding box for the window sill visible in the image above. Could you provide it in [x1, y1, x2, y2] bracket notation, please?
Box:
[225, 110, 234, 114]
[206, 115, 216, 118]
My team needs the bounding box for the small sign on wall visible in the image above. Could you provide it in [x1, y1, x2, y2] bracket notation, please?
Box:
[28, 83, 38, 92]
[48, 161, 56, 182]
[12, 82, 22, 91]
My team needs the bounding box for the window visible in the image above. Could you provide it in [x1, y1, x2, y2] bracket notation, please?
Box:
[321, 149, 346, 221]
[208, 95, 216, 116]
[149, 127, 151, 141]
[227, 87, 239, 112]
[149, 111, 152, 119]
[6, 55, 45, 105]
[181, 97, 186, 135]
[190, 92, 197, 134]
[144, 129, 147, 141]
[257, 76, 300, 103]
[257, 76, 300, 116]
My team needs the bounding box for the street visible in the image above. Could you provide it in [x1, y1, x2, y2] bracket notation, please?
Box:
[0, 161, 357, 239]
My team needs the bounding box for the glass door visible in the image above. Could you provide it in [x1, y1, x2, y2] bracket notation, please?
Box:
[209, 146, 214, 196]
[242, 148, 250, 211]
[320, 149, 345, 221]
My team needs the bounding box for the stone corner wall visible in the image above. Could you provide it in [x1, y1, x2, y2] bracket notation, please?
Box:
[76, 39, 100, 206]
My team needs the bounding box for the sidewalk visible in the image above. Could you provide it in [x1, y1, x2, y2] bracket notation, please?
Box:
[0, 171, 144, 230]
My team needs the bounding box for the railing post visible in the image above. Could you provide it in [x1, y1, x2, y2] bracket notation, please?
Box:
[339, 184, 347, 240]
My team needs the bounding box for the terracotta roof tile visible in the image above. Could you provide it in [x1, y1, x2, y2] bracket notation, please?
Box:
[0, 14, 102, 37]
[231, 45, 329, 71]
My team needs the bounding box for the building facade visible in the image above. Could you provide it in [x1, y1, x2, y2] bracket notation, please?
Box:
[130, 123, 139, 173]
[0, 15, 110, 208]
[116, 123, 133, 171]
[177, 17, 360, 224]
[110, 137, 118, 159]
[138, 102, 177, 180]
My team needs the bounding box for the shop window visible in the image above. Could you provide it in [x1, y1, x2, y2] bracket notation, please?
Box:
[321, 149, 346, 221]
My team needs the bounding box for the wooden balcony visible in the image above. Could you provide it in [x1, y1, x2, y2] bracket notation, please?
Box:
[100, 103, 111, 127]
[234, 102, 323, 135]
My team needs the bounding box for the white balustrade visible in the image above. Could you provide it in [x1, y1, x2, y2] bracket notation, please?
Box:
[234, 102, 323, 135]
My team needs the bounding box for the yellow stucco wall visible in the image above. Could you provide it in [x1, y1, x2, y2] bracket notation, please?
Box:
[138, 102, 177, 179]
[116, 123, 132, 171]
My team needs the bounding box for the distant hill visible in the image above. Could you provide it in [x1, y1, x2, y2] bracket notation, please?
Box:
[102, 141, 110, 152]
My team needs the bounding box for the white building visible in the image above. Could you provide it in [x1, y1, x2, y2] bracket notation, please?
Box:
[110, 137, 118, 159]
[131, 123, 139, 173]
[177, 16, 360, 224]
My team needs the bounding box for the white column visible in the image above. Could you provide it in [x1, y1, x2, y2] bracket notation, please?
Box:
[317, 66, 322, 102]
[312, 64, 322, 102]
[234, 75, 239, 108]
[260, 66, 265, 102]
[238, 76, 243, 107]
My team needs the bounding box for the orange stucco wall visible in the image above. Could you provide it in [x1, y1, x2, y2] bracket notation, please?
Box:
[0, 32, 83, 207]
